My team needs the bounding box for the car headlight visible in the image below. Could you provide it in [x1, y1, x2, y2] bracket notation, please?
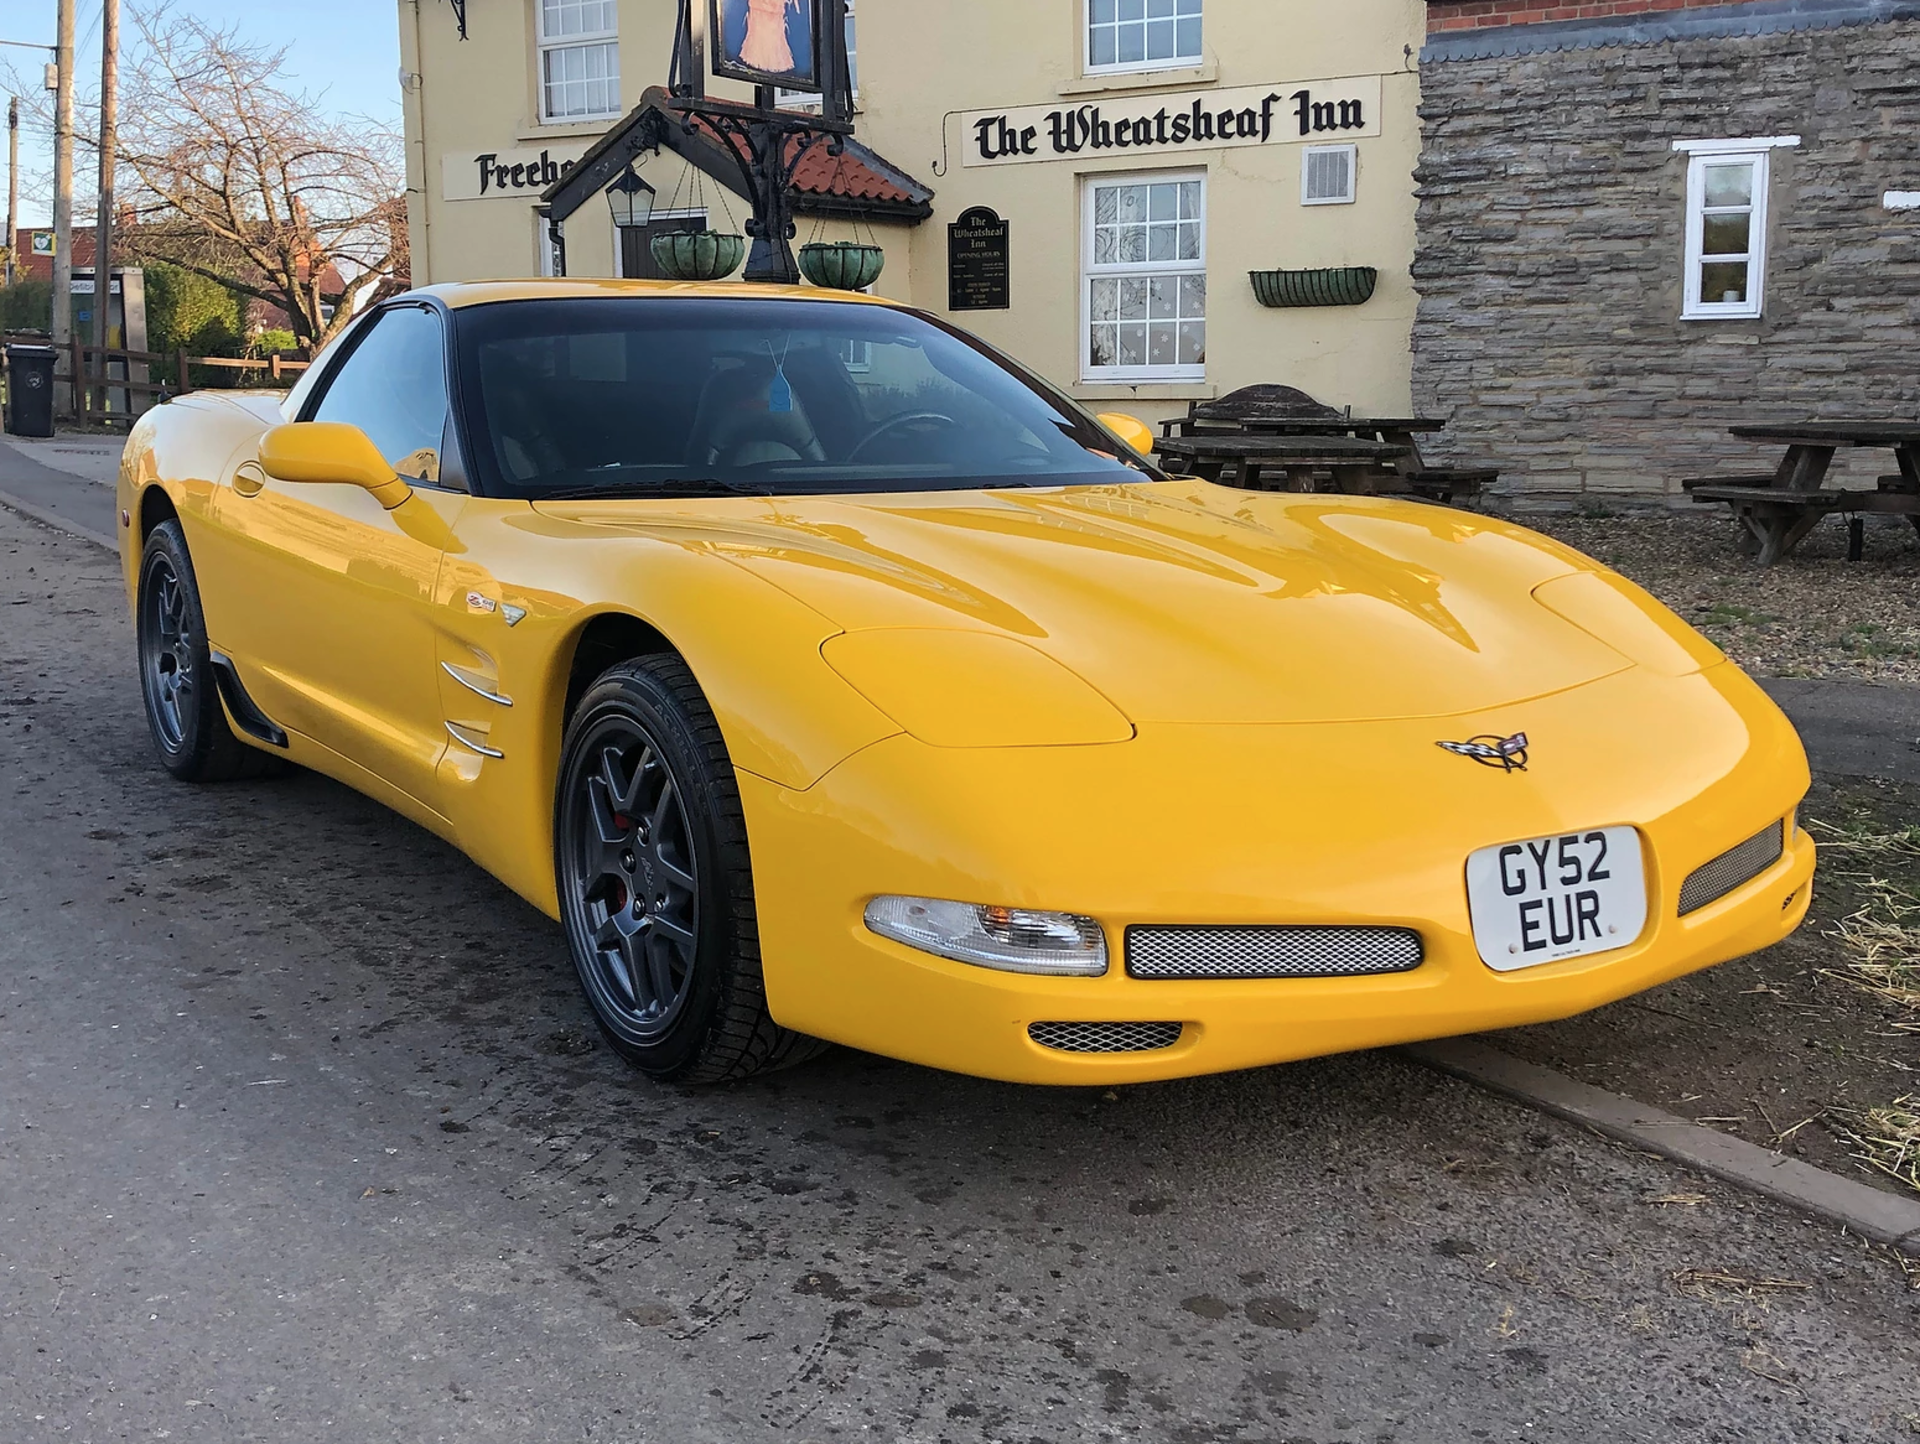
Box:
[864, 896, 1109, 976]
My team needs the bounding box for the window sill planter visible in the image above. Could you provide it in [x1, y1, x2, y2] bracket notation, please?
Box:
[650, 231, 747, 281]
[799, 241, 885, 291]
[1249, 266, 1377, 308]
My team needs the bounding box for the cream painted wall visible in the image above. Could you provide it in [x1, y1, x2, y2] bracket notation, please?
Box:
[399, 0, 1428, 424]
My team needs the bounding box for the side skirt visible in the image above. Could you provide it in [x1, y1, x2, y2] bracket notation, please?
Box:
[208, 651, 290, 749]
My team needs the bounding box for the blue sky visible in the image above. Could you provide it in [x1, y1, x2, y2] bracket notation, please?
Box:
[5, 0, 403, 226]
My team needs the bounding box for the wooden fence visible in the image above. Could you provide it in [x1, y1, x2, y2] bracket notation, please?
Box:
[1, 330, 311, 428]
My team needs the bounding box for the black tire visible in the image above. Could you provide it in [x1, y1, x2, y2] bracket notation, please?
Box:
[137, 519, 283, 783]
[554, 654, 828, 1083]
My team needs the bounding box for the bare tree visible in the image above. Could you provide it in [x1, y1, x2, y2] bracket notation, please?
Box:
[114, 7, 406, 348]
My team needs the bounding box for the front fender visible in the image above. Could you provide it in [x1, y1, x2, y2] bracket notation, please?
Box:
[432, 500, 906, 916]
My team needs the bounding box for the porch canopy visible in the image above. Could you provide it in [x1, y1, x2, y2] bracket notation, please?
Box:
[540, 85, 934, 239]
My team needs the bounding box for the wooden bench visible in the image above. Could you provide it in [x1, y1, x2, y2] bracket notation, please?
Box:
[1688, 483, 1920, 564]
[1161, 384, 1345, 438]
[1680, 473, 1776, 493]
[1404, 466, 1498, 503]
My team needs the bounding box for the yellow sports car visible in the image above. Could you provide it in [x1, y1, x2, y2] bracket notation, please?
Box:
[117, 280, 1814, 1085]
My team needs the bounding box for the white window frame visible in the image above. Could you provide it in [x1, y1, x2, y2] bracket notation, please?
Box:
[1080, 168, 1207, 384]
[777, 0, 856, 111]
[1674, 135, 1798, 321]
[536, 209, 563, 276]
[537, 0, 621, 124]
[1085, 0, 1203, 76]
[1300, 143, 1357, 206]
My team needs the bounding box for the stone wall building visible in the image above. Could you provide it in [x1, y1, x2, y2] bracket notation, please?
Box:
[1410, 0, 1920, 501]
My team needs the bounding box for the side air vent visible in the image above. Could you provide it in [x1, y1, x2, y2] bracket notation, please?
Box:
[1027, 1021, 1183, 1054]
[1678, 820, 1785, 916]
[1126, 925, 1422, 980]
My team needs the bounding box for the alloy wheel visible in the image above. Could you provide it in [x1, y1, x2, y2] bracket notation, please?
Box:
[567, 721, 702, 1039]
[141, 556, 195, 752]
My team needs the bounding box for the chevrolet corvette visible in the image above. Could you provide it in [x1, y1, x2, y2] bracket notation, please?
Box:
[116, 280, 1814, 1084]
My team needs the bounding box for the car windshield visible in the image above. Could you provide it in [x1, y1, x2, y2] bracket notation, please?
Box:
[452, 296, 1158, 498]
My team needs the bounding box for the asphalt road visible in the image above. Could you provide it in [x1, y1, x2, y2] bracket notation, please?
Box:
[2, 487, 1917, 1442]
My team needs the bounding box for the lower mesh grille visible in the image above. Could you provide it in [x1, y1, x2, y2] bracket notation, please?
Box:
[1126, 925, 1423, 980]
[1678, 820, 1786, 915]
[1028, 1021, 1183, 1054]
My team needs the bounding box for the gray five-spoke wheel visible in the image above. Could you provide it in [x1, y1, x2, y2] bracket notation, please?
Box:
[141, 555, 195, 751]
[571, 723, 701, 1037]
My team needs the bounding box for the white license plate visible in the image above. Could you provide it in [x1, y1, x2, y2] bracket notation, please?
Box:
[1465, 826, 1647, 971]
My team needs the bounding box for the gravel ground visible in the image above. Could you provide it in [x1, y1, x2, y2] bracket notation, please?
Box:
[5, 503, 1919, 1441]
[1519, 510, 1920, 684]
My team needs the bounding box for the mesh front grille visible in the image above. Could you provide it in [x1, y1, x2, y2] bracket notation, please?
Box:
[1027, 1021, 1183, 1054]
[1125, 925, 1424, 980]
[1678, 821, 1785, 916]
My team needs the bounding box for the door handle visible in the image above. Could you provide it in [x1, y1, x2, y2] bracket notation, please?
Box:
[233, 461, 267, 498]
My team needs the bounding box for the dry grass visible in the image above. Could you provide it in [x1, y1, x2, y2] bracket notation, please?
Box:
[1831, 1098, 1920, 1194]
[1807, 817, 1920, 1027]
[1802, 816, 1920, 1194]
[1670, 1267, 1812, 1300]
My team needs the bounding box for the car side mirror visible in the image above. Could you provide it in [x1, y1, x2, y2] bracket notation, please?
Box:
[258, 422, 413, 509]
[1095, 412, 1157, 460]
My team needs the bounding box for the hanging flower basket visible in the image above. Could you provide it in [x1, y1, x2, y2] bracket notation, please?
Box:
[798, 241, 885, 291]
[1249, 266, 1378, 308]
[650, 231, 747, 281]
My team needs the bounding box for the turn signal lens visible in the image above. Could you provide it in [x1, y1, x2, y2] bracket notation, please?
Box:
[864, 896, 1109, 976]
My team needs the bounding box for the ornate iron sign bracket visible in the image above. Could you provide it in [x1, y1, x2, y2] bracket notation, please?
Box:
[662, 0, 855, 284]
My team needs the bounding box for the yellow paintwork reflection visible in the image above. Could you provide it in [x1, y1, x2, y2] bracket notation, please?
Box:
[114, 280, 1814, 1084]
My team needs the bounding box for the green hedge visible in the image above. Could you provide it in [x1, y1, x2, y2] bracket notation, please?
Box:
[143, 262, 246, 363]
[0, 279, 54, 334]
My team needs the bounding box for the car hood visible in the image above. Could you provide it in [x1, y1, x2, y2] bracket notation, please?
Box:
[536, 481, 1638, 725]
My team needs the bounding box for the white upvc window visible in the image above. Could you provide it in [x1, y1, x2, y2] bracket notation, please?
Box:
[778, 0, 856, 110]
[539, 0, 620, 123]
[1088, 0, 1202, 74]
[1082, 171, 1206, 382]
[1675, 137, 1796, 320]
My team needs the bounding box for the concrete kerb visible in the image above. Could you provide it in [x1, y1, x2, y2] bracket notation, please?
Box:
[1405, 1037, 1920, 1255]
[0, 487, 118, 553]
[9, 485, 1918, 1255]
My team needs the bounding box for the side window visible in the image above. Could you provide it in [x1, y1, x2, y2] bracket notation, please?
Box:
[1682, 150, 1768, 320]
[311, 306, 449, 482]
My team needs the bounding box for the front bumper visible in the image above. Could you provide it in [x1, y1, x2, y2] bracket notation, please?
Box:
[740, 662, 1813, 1084]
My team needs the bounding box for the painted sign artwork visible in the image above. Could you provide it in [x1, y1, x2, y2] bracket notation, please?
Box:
[711, 0, 819, 90]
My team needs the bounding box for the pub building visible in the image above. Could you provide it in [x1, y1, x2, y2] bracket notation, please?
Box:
[1411, 0, 1920, 499]
[397, 0, 1426, 430]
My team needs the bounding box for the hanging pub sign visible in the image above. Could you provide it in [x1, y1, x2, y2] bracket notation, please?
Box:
[948, 206, 1011, 312]
[960, 77, 1382, 168]
[669, 0, 852, 124]
[710, 0, 821, 91]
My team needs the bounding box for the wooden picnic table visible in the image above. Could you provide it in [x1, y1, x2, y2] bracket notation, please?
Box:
[1152, 385, 1498, 503]
[1685, 419, 1920, 565]
[1241, 415, 1449, 436]
[1154, 432, 1410, 494]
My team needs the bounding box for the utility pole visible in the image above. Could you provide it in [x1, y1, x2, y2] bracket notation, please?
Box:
[5, 97, 17, 286]
[92, 0, 119, 414]
[50, 0, 76, 414]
